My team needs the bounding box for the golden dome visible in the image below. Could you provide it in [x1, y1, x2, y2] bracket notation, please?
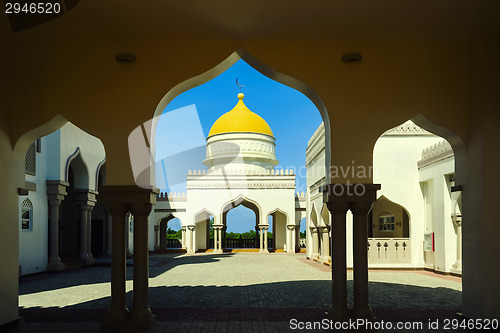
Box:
[208, 93, 274, 137]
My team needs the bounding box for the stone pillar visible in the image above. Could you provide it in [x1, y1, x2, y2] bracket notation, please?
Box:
[159, 220, 167, 250]
[153, 225, 160, 251]
[351, 201, 375, 319]
[101, 196, 130, 328]
[79, 204, 90, 261]
[87, 205, 94, 260]
[259, 227, 263, 251]
[212, 224, 223, 253]
[322, 183, 380, 321]
[326, 200, 349, 320]
[100, 185, 158, 330]
[258, 224, 269, 253]
[264, 225, 269, 251]
[310, 227, 320, 258]
[287, 225, 297, 253]
[213, 224, 218, 250]
[75, 190, 97, 265]
[318, 226, 330, 262]
[187, 225, 195, 254]
[451, 213, 462, 274]
[181, 226, 186, 249]
[218, 228, 222, 251]
[46, 181, 68, 271]
[105, 208, 112, 257]
[130, 202, 155, 328]
[294, 224, 300, 253]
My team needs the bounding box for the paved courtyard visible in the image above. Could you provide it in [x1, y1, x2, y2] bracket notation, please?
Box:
[12, 253, 464, 332]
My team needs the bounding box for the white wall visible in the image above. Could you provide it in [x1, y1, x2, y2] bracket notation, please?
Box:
[19, 137, 49, 275]
[419, 156, 456, 273]
[373, 134, 443, 268]
[19, 123, 106, 275]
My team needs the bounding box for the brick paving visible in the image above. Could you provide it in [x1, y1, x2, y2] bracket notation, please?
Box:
[10, 253, 466, 332]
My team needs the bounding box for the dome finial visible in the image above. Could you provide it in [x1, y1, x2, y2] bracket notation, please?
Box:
[238, 92, 244, 100]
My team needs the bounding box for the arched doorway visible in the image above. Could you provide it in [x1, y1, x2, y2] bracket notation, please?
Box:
[222, 198, 260, 250]
[60, 152, 93, 266]
[193, 210, 214, 252]
[267, 209, 288, 252]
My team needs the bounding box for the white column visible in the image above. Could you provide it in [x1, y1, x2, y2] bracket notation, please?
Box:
[287, 225, 297, 253]
[264, 226, 269, 252]
[187, 225, 195, 254]
[181, 226, 186, 249]
[259, 227, 263, 251]
[311, 227, 319, 258]
[212, 225, 223, 253]
[318, 226, 330, 262]
[218, 228, 222, 251]
[47, 198, 65, 271]
[451, 214, 462, 274]
[213, 226, 218, 250]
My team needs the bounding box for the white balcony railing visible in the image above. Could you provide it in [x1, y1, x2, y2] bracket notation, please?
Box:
[368, 238, 411, 264]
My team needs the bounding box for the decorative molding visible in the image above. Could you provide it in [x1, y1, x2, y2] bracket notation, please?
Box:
[418, 140, 454, 168]
[154, 208, 186, 213]
[382, 121, 434, 136]
[309, 177, 326, 193]
[306, 123, 326, 166]
[186, 181, 295, 189]
[188, 168, 295, 176]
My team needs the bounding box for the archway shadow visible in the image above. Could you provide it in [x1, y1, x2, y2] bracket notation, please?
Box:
[19, 253, 233, 295]
[19, 279, 462, 331]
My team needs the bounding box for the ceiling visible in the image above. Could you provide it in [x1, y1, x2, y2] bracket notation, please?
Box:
[1, 0, 499, 42]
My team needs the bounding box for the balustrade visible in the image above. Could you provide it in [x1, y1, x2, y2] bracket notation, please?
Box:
[367, 238, 411, 263]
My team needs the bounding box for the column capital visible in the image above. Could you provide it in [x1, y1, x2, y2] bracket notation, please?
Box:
[317, 225, 329, 232]
[100, 185, 159, 216]
[212, 224, 224, 230]
[46, 180, 69, 202]
[350, 200, 375, 215]
[181, 225, 187, 231]
[74, 189, 98, 207]
[258, 224, 269, 230]
[451, 213, 462, 224]
[154, 225, 159, 232]
[130, 203, 154, 217]
[187, 225, 195, 231]
[287, 224, 297, 231]
[310, 226, 319, 233]
[322, 183, 380, 202]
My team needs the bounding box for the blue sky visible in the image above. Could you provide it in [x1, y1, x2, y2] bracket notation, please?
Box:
[156, 59, 322, 233]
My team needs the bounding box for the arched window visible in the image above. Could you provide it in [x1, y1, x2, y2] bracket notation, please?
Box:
[21, 198, 33, 231]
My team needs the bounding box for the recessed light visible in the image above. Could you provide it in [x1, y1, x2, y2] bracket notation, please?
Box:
[116, 53, 136, 63]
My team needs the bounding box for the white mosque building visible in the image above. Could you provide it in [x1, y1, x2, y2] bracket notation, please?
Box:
[305, 120, 461, 275]
[152, 93, 305, 254]
[18, 93, 460, 279]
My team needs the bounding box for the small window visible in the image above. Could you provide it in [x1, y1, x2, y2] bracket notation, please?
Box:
[21, 198, 33, 231]
[379, 215, 395, 232]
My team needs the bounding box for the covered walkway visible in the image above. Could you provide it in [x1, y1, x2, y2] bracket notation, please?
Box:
[13, 253, 464, 332]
